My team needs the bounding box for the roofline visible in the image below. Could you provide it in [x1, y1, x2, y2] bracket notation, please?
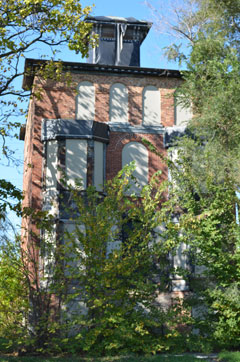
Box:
[86, 16, 153, 27]
[22, 58, 182, 90]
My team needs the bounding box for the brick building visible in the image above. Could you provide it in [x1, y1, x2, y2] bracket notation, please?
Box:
[21, 16, 191, 298]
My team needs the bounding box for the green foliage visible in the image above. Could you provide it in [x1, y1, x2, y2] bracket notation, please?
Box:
[0, 179, 22, 219]
[219, 351, 240, 362]
[2, 163, 238, 355]
[167, 1, 240, 350]
[180, 40, 240, 182]
[0, 0, 94, 144]
[171, 164, 240, 348]
[210, 284, 240, 348]
[0, 165, 187, 355]
[4, 0, 240, 351]
[0, 0, 95, 343]
[0, 0, 94, 216]
[0, 237, 29, 350]
[161, 0, 240, 350]
[55, 164, 182, 355]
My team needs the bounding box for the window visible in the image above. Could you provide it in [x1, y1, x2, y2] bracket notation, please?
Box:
[76, 81, 95, 120]
[174, 96, 192, 126]
[122, 142, 148, 193]
[65, 139, 87, 188]
[45, 140, 58, 190]
[142, 86, 161, 125]
[94, 141, 104, 191]
[109, 83, 128, 122]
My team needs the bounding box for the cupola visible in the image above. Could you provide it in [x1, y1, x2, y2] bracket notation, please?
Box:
[86, 16, 152, 67]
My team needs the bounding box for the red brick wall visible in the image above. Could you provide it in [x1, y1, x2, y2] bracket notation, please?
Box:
[106, 132, 167, 182]
[21, 96, 40, 271]
[22, 71, 181, 227]
[33, 73, 181, 125]
[21, 68, 184, 300]
[22, 97, 36, 246]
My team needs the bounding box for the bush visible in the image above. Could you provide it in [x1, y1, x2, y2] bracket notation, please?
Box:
[0, 238, 29, 351]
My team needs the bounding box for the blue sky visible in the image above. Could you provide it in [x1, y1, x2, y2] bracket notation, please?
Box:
[2, 0, 180, 231]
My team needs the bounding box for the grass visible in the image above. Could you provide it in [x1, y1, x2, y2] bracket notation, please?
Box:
[0, 355, 214, 362]
[0, 351, 239, 362]
[219, 351, 240, 361]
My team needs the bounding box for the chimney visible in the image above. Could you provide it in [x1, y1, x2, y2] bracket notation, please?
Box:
[86, 16, 152, 67]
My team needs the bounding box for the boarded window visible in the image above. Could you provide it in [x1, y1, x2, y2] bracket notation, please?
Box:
[94, 141, 104, 191]
[65, 139, 87, 188]
[44, 140, 58, 217]
[110, 83, 128, 122]
[76, 81, 95, 120]
[143, 86, 161, 125]
[45, 140, 58, 190]
[122, 142, 148, 193]
[174, 98, 192, 126]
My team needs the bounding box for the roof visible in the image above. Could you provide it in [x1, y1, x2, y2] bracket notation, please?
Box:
[86, 15, 152, 49]
[42, 119, 109, 143]
[86, 15, 152, 26]
[22, 58, 182, 90]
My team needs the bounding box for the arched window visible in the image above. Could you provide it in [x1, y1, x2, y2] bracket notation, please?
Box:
[122, 142, 148, 193]
[142, 85, 161, 125]
[76, 81, 95, 120]
[174, 101, 192, 126]
[110, 83, 128, 122]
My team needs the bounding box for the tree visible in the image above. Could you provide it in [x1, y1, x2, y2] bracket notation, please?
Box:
[145, 0, 240, 64]
[0, 165, 187, 355]
[0, 217, 29, 352]
[144, 0, 240, 349]
[0, 213, 17, 244]
[168, 149, 240, 349]
[145, 0, 211, 64]
[153, 0, 240, 349]
[176, 0, 240, 184]
[0, 0, 94, 150]
[0, 0, 95, 217]
[59, 165, 174, 355]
